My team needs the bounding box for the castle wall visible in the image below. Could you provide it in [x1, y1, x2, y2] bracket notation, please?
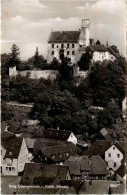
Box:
[9, 67, 58, 80]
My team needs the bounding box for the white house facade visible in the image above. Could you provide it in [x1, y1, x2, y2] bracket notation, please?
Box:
[67, 132, 77, 145]
[1, 137, 29, 176]
[105, 144, 123, 172]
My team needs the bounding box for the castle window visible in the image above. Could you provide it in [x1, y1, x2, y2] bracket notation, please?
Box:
[52, 44, 54, 48]
[52, 51, 54, 55]
[72, 51, 74, 55]
[61, 44, 64, 48]
[72, 44, 74, 48]
[67, 51, 69, 55]
[67, 44, 69, 48]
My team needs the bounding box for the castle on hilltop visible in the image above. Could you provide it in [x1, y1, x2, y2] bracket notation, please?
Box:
[47, 19, 118, 63]
[9, 19, 119, 79]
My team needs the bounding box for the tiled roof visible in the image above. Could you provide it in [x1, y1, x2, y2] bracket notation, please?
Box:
[44, 129, 72, 140]
[92, 44, 108, 52]
[79, 180, 118, 194]
[33, 138, 63, 155]
[48, 31, 80, 43]
[20, 163, 69, 186]
[41, 142, 80, 163]
[2, 137, 23, 158]
[65, 155, 107, 176]
[1, 131, 14, 141]
[83, 140, 111, 156]
[59, 179, 83, 193]
[116, 164, 126, 178]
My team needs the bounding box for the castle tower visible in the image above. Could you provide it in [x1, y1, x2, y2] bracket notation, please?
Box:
[79, 19, 90, 47]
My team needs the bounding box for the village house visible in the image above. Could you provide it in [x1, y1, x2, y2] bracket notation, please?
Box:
[105, 143, 124, 172]
[1, 135, 29, 176]
[83, 140, 125, 177]
[33, 142, 80, 165]
[64, 155, 107, 180]
[20, 163, 70, 186]
[44, 129, 77, 145]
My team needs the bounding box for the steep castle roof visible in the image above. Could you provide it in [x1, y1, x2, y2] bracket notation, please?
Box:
[48, 31, 80, 43]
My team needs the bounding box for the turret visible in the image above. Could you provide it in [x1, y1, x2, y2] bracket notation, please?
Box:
[79, 19, 90, 47]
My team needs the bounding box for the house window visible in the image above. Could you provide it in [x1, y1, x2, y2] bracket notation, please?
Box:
[108, 153, 111, 157]
[113, 147, 115, 150]
[61, 44, 64, 48]
[1, 150, 2, 155]
[67, 51, 69, 55]
[67, 44, 69, 48]
[52, 44, 54, 48]
[72, 51, 74, 55]
[52, 51, 54, 55]
[117, 154, 120, 158]
[72, 44, 74, 48]
[57, 45, 59, 48]
[9, 151, 12, 155]
[114, 163, 116, 167]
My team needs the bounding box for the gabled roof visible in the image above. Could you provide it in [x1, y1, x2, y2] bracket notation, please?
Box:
[83, 140, 111, 156]
[115, 164, 126, 178]
[65, 155, 107, 176]
[33, 138, 63, 155]
[1, 131, 14, 141]
[44, 129, 72, 140]
[41, 142, 80, 163]
[20, 163, 69, 186]
[93, 44, 108, 52]
[48, 31, 80, 43]
[2, 137, 23, 158]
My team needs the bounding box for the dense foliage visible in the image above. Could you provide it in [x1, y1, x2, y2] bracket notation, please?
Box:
[1, 44, 126, 140]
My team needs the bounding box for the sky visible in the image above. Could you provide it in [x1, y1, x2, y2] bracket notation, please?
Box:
[1, 0, 126, 60]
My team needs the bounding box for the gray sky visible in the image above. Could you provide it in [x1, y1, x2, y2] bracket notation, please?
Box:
[1, 0, 126, 60]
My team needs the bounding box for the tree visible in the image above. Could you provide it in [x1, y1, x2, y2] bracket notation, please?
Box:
[8, 44, 21, 68]
[78, 46, 93, 71]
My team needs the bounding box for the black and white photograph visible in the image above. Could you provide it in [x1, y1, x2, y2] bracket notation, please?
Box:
[1, 0, 127, 194]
